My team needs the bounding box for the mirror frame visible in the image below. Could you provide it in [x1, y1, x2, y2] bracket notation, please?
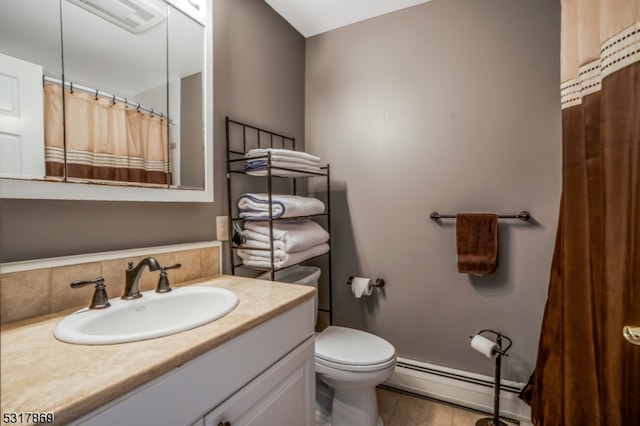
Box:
[0, 0, 213, 203]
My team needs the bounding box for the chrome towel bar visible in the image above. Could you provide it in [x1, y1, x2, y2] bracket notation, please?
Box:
[430, 210, 531, 222]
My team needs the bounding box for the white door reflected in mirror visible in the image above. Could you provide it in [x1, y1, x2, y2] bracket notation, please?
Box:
[0, 54, 45, 179]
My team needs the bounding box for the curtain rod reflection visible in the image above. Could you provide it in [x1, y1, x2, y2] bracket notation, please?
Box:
[43, 76, 173, 124]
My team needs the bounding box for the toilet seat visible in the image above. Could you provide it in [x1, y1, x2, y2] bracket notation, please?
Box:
[315, 326, 396, 372]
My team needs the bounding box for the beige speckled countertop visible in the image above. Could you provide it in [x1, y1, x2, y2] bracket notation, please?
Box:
[0, 274, 314, 425]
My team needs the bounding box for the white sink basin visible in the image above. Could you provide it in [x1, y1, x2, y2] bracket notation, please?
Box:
[54, 286, 239, 345]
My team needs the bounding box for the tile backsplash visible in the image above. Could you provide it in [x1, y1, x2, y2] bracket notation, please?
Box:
[0, 242, 221, 325]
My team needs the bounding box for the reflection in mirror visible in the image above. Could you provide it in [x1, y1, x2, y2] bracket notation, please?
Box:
[168, 5, 205, 189]
[55, 0, 170, 187]
[0, 0, 212, 200]
[0, 0, 63, 180]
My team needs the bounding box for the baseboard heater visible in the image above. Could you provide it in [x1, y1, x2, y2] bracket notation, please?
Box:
[383, 357, 533, 425]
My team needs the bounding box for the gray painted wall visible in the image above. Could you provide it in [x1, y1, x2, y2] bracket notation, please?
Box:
[0, 0, 305, 263]
[305, 0, 562, 382]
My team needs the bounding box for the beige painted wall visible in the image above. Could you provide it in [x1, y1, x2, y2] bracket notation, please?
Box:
[305, 0, 562, 382]
[0, 0, 305, 263]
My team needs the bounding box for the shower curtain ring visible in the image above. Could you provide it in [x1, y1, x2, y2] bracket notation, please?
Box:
[112, 95, 116, 105]
[136, 103, 141, 112]
[70, 82, 74, 93]
[94, 89, 99, 100]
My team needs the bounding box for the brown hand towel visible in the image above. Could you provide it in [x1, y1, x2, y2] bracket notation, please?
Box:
[456, 213, 498, 275]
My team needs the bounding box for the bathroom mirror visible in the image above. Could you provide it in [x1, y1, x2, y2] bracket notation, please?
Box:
[0, 0, 213, 202]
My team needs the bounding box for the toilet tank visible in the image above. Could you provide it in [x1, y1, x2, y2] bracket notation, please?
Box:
[258, 266, 321, 323]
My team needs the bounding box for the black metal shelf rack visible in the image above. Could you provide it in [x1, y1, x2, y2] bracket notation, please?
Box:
[225, 116, 333, 325]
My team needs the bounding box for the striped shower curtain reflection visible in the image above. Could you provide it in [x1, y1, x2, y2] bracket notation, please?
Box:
[44, 83, 169, 186]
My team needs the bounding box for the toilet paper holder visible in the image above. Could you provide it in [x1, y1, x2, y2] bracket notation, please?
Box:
[346, 276, 385, 288]
[469, 330, 513, 426]
[469, 329, 512, 357]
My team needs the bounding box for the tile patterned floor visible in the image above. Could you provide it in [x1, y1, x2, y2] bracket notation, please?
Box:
[377, 387, 519, 426]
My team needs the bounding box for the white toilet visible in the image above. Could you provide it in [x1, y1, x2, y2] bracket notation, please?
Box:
[315, 325, 397, 426]
[260, 266, 397, 426]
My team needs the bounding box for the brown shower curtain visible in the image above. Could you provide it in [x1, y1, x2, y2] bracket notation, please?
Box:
[525, 1, 639, 425]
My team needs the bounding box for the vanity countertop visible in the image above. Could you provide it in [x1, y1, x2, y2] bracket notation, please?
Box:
[0, 274, 315, 425]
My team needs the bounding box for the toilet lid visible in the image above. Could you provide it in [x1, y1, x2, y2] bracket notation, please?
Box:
[315, 326, 396, 366]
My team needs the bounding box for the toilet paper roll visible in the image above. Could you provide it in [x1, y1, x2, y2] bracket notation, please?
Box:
[471, 334, 499, 359]
[351, 277, 373, 298]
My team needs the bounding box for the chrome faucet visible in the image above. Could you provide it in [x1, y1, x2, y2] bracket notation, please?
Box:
[123, 257, 161, 299]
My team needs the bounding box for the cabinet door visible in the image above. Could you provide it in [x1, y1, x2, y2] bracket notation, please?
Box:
[205, 337, 315, 426]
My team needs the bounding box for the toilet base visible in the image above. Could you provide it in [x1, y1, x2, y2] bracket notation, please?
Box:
[315, 403, 383, 426]
[315, 382, 382, 426]
[330, 386, 379, 426]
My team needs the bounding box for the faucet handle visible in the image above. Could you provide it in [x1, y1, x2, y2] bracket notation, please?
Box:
[70, 277, 111, 309]
[162, 263, 182, 271]
[156, 263, 181, 293]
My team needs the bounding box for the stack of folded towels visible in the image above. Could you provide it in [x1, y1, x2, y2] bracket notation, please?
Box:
[237, 220, 330, 269]
[244, 148, 322, 177]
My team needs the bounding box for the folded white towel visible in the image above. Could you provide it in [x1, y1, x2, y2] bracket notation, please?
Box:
[238, 193, 325, 220]
[241, 220, 329, 252]
[237, 243, 330, 269]
[246, 154, 320, 168]
[245, 168, 320, 178]
[245, 160, 322, 177]
[245, 148, 320, 164]
[244, 148, 323, 177]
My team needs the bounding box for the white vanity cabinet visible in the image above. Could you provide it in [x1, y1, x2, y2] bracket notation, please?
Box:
[204, 337, 314, 426]
[71, 298, 315, 426]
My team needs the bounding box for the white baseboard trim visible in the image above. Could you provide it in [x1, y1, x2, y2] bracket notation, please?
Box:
[383, 357, 533, 425]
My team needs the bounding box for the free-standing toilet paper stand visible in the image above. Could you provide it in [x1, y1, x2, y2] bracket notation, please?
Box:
[469, 330, 513, 426]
